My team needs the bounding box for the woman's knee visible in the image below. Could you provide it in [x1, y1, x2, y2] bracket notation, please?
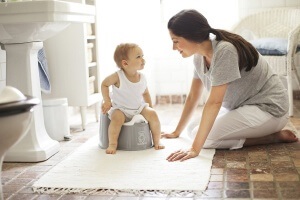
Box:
[188, 127, 235, 149]
[202, 139, 221, 149]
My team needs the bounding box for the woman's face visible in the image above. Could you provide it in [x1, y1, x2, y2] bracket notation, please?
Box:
[169, 30, 198, 58]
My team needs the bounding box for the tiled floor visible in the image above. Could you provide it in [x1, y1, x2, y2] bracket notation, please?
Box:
[2, 101, 300, 200]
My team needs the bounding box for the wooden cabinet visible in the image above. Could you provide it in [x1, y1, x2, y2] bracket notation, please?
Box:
[43, 0, 100, 130]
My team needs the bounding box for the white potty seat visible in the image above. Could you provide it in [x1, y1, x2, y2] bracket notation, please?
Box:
[99, 113, 153, 151]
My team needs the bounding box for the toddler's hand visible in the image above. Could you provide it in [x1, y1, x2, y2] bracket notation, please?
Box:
[101, 101, 112, 114]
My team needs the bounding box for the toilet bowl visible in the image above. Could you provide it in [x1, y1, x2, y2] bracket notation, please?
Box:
[99, 113, 153, 151]
[0, 86, 39, 200]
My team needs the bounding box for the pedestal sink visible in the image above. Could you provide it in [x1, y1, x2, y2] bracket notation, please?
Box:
[0, 0, 95, 162]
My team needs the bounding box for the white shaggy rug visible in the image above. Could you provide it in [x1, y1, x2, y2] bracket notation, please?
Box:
[32, 135, 215, 196]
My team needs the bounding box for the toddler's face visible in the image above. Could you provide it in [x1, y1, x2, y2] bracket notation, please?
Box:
[126, 47, 145, 70]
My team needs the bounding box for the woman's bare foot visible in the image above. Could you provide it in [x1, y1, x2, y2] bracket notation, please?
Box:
[244, 129, 298, 147]
[274, 130, 298, 143]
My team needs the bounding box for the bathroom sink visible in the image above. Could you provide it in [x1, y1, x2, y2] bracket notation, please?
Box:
[0, 0, 96, 162]
[0, 0, 95, 44]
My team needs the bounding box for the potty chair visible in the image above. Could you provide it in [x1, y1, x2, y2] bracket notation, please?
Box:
[99, 113, 153, 151]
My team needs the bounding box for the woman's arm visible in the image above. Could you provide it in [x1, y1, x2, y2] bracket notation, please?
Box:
[167, 83, 227, 161]
[192, 83, 227, 152]
[162, 78, 204, 138]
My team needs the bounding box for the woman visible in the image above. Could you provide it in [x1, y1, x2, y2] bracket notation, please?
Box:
[162, 9, 298, 162]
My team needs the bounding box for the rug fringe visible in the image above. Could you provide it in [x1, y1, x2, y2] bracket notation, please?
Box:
[32, 187, 203, 197]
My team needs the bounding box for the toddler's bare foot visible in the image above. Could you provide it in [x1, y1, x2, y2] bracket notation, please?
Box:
[154, 144, 165, 150]
[274, 130, 298, 143]
[106, 145, 117, 154]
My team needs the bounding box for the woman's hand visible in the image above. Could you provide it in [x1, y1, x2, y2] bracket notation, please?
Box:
[166, 147, 199, 162]
[161, 131, 179, 139]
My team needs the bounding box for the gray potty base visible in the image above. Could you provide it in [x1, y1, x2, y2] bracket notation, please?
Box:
[99, 114, 153, 151]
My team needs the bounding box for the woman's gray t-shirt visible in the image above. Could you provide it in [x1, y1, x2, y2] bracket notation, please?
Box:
[193, 39, 288, 117]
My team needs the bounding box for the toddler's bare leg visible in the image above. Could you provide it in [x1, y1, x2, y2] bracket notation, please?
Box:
[106, 110, 126, 154]
[141, 107, 165, 150]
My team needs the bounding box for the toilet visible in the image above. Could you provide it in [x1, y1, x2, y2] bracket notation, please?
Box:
[0, 86, 39, 200]
[99, 113, 153, 151]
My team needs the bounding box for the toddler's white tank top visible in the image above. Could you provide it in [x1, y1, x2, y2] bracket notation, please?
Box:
[111, 70, 147, 110]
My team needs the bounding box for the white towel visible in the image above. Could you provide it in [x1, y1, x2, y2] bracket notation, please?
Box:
[38, 48, 51, 93]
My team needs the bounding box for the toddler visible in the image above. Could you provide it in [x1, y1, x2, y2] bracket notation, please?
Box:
[101, 43, 164, 154]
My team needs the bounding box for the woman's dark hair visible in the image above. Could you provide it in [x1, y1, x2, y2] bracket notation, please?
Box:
[168, 9, 258, 71]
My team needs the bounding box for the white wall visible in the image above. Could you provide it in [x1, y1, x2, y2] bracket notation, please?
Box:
[96, 0, 161, 104]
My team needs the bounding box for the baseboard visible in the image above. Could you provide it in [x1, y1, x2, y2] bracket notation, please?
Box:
[156, 94, 186, 104]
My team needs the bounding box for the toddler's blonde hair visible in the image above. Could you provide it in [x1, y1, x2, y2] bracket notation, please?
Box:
[114, 43, 139, 68]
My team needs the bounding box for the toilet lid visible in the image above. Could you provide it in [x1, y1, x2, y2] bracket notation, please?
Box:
[0, 95, 40, 117]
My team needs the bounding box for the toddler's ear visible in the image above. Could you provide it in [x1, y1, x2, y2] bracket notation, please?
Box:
[121, 59, 128, 68]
